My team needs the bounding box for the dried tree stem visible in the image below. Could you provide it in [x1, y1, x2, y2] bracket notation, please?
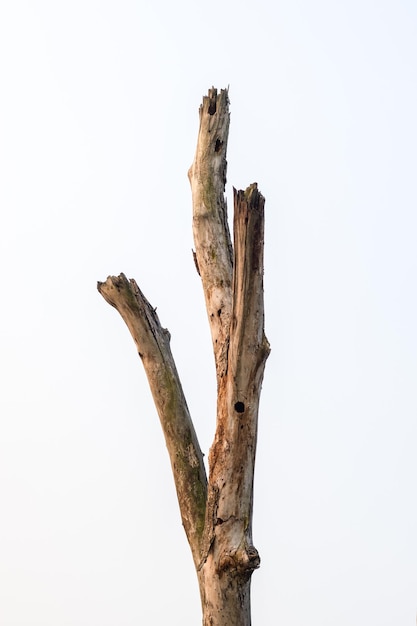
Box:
[97, 273, 207, 565]
[188, 87, 233, 381]
[98, 87, 269, 626]
[189, 90, 270, 625]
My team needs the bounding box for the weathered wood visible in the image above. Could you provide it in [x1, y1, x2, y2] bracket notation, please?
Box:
[97, 273, 207, 566]
[188, 87, 233, 381]
[210, 183, 269, 554]
[98, 88, 269, 626]
[193, 181, 270, 626]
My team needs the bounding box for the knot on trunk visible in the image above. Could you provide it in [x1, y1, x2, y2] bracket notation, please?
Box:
[217, 544, 260, 580]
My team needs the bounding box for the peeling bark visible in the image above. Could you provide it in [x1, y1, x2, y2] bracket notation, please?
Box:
[98, 87, 269, 625]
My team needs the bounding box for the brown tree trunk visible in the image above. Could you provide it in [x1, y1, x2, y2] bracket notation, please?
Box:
[98, 87, 269, 625]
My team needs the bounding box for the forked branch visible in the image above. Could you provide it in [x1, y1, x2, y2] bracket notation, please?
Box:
[98, 88, 269, 626]
[97, 273, 207, 565]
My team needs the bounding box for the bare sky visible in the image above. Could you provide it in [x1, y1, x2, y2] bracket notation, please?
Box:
[0, 1, 416, 624]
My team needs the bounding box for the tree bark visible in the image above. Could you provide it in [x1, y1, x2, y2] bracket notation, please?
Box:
[97, 274, 207, 565]
[194, 184, 269, 625]
[98, 87, 269, 625]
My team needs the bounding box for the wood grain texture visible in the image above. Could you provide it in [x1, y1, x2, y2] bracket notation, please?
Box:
[98, 88, 269, 625]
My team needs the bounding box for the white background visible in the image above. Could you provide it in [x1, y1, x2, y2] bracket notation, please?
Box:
[0, 1, 416, 624]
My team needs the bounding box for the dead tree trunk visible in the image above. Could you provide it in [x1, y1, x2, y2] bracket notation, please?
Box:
[97, 87, 270, 625]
